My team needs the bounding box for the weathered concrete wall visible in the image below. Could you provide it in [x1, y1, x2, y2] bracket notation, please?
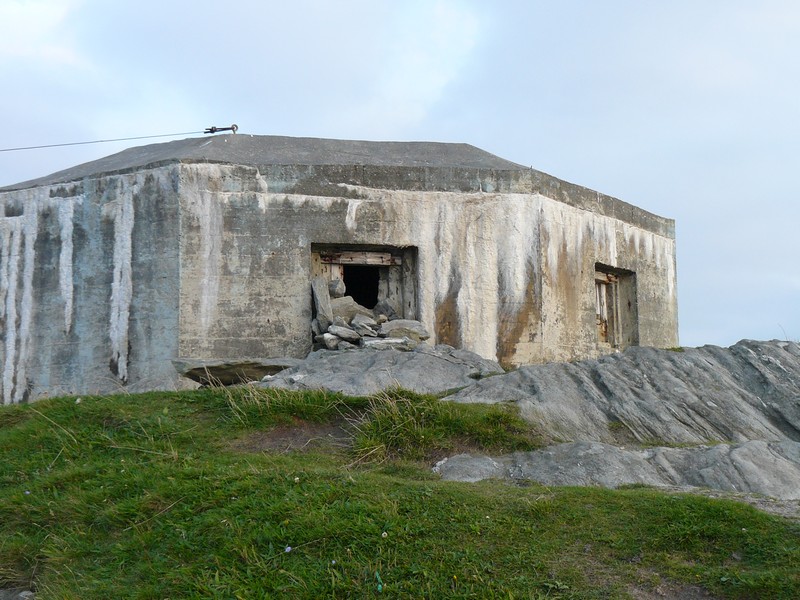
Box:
[175, 163, 677, 367]
[177, 165, 315, 359]
[536, 200, 678, 363]
[0, 168, 182, 402]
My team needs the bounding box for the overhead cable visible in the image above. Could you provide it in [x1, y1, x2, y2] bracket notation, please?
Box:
[0, 129, 212, 153]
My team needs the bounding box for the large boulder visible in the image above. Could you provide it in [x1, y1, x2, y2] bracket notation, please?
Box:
[378, 319, 430, 341]
[259, 344, 504, 396]
[330, 296, 374, 322]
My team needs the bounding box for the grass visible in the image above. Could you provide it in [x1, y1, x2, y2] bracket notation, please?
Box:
[349, 388, 546, 463]
[0, 387, 797, 598]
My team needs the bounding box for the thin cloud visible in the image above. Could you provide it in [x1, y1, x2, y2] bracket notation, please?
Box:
[339, 0, 482, 137]
[0, 0, 86, 67]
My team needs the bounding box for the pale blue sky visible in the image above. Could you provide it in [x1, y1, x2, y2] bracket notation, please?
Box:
[1, 0, 798, 347]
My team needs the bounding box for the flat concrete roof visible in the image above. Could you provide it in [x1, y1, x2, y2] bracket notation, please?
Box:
[0, 134, 527, 190]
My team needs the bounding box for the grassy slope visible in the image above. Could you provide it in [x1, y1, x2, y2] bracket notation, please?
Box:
[0, 388, 798, 599]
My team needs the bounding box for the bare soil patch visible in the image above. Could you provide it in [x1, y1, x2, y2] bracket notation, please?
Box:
[627, 580, 716, 600]
[231, 417, 352, 454]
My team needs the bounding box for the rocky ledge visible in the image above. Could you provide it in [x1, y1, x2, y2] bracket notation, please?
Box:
[438, 339, 800, 501]
[259, 343, 504, 396]
[259, 339, 800, 503]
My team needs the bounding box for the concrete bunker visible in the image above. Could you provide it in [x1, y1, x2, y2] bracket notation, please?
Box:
[0, 134, 678, 402]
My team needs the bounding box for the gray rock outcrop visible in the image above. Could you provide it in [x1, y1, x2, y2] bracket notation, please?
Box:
[259, 344, 504, 396]
[434, 440, 800, 500]
[448, 340, 800, 446]
[437, 340, 800, 500]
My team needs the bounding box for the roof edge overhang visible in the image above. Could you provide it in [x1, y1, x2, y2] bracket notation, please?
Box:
[0, 135, 675, 238]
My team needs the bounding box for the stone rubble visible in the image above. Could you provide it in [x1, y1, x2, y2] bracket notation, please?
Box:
[310, 276, 333, 331]
[328, 277, 346, 299]
[309, 276, 430, 352]
[256, 266, 503, 396]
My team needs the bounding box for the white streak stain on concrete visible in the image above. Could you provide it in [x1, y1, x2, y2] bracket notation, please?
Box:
[0, 187, 84, 402]
[457, 199, 484, 352]
[664, 240, 676, 300]
[254, 169, 270, 195]
[345, 199, 362, 232]
[542, 201, 562, 274]
[1, 217, 22, 404]
[181, 167, 223, 335]
[0, 216, 15, 320]
[14, 198, 39, 402]
[58, 198, 80, 333]
[107, 179, 135, 383]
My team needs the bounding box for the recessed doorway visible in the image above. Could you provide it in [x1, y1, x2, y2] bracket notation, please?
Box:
[310, 244, 418, 319]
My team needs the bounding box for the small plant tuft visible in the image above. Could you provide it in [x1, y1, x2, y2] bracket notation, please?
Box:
[350, 388, 545, 463]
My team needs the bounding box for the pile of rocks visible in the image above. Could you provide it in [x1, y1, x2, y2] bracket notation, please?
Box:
[311, 276, 430, 351]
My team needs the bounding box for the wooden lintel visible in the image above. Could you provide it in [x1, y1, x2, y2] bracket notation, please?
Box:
[595, 271, 618, 284]
[321, 252, 402, 266]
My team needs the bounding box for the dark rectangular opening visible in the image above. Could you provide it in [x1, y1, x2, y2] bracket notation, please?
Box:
[342, 264, 380, 309]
